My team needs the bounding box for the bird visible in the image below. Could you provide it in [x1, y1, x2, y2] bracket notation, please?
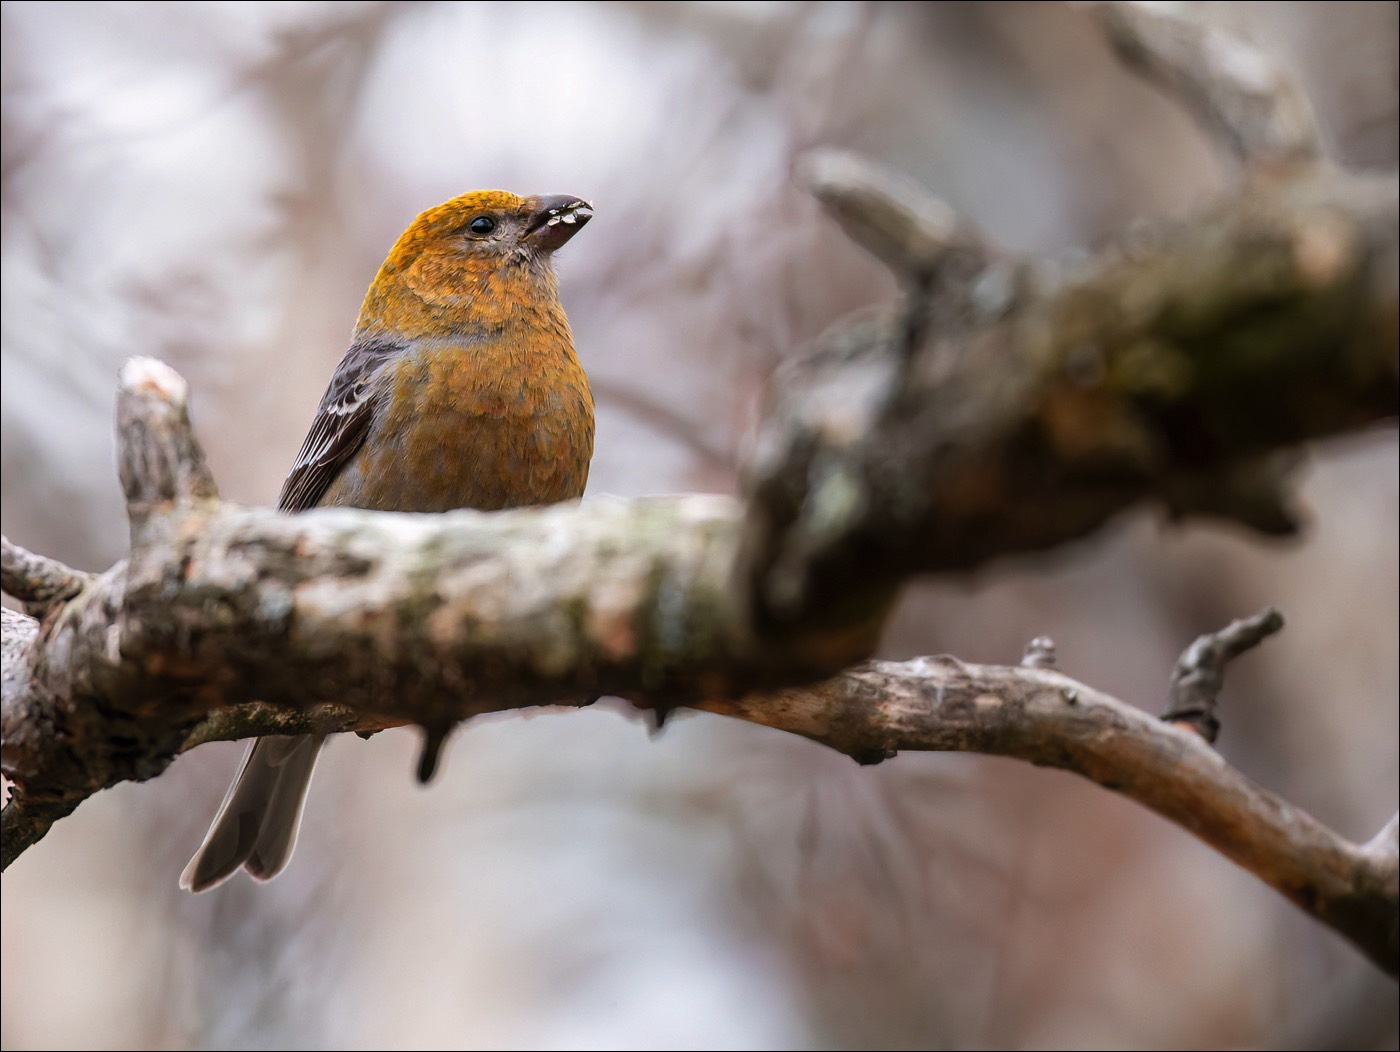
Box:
[180, 190, 596, 892]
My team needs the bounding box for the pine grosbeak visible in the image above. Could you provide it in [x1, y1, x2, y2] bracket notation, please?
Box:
[181, 190, 595, 892]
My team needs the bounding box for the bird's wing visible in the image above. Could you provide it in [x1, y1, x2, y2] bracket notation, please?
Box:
[277, 337, 402, 513]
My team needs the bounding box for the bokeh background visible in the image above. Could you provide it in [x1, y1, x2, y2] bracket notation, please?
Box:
[2, 2, 1396, 1048]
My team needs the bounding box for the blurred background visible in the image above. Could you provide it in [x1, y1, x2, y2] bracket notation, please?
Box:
[1, 2, 1396, 1048]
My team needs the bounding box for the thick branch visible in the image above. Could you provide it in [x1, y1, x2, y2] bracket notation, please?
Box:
[180, 702, 395, 752]
[10, 535, 1394, 971]
[0, 494, 752, 834]
[742, 162, 1397, 646]
[4, 480, 1397, 973]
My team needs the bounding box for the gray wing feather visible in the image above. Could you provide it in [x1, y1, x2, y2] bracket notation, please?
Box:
[277, 337, 403, 513]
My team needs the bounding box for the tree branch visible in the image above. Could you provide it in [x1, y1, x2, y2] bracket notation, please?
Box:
[1092, 0, 1321, 166]
[700, 656, 1398, 977]
[1, 537, 93, 615]
[740, 160, 1396, 649]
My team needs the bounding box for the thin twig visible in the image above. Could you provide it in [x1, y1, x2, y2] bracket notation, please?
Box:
[591, 378, 736, 472]
[116, 357, 218, 521]
[1163, 607, 1285, 742]
[1, 536, 93, 613]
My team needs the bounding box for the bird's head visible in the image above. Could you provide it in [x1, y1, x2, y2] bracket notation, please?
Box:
[388, 189, 593, 271]
[360, 190, 593, 337]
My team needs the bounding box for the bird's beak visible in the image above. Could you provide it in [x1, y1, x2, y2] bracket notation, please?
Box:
[524, 195, 593, 251]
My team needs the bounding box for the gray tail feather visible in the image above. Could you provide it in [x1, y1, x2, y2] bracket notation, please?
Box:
[179, 734, 326, 893]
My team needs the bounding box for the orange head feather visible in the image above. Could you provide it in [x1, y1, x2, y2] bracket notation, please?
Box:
[355, 190, 592, 342]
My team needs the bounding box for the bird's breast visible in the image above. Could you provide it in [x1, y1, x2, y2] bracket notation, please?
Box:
[326, 336, 595, 513]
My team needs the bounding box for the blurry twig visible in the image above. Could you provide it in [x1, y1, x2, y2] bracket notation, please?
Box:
[1092, 1, 1320, 166]
[592, 378, 736, 472]
[796, 148, 988, 284]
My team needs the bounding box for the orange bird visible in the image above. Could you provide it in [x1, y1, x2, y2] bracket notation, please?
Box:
[181, 190, 595, 892]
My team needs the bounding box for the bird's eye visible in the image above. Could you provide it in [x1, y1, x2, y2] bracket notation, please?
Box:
[468, 215, 497, 235]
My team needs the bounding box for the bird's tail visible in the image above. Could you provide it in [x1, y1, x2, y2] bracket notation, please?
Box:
[180, 734, 326, 893]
